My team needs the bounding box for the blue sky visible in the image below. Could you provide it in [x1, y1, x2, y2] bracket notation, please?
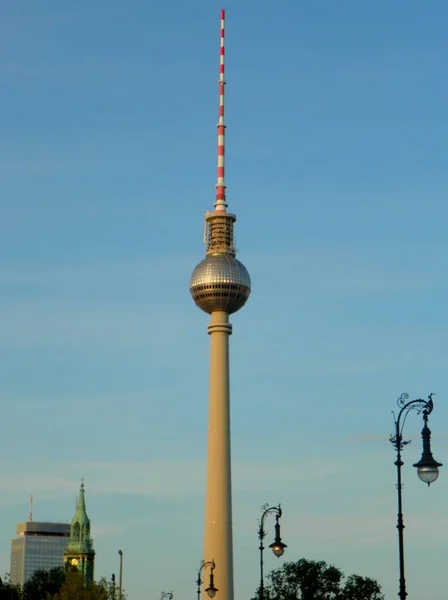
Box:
[1, 0, 448, 598]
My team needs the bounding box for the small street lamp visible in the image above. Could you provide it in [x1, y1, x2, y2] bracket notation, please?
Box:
[196, 560, 218, 600]
[160, 592, 173, 600]
[258, 504, 287, 600]
[390, 392, 442, 600]
[111, 574, 116, 600]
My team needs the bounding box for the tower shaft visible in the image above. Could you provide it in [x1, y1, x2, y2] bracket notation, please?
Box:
[189, 10, 251, 600]
[204, 310, 233, 600]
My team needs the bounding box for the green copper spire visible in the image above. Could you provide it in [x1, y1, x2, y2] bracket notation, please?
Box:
[64, 480, 95, 584]
[71, 479, 90, 541]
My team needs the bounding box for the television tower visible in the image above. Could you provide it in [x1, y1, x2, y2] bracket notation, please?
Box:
[190, 9, 251, 600]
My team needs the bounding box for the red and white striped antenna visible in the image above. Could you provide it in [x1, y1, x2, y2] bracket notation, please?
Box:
[29, 494, 34, 522]
[215, 8, 227, 212]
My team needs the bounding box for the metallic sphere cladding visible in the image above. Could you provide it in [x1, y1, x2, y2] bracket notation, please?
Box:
[190, 254, 251, 314]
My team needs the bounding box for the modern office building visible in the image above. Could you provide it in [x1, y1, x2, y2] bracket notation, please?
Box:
[189, 10, 251, 600]
[10, 521, 70, 586]
[63, 480, 95, 584]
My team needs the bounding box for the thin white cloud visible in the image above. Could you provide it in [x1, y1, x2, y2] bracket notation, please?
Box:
[288, 512, 448, 548]
[247, 242, 448, 298]
[0, 457, 347, 505]
[0, 256, 198, 350]
[0, 453, 420, 506]
[0, 300, 196, 350]
[348, 432, 448, 444]
[0, 250, 447, 360]
[0, 241, 442, 305]
[91, 523, 125, 538]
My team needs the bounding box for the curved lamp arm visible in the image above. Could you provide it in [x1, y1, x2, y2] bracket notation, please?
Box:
[258, 504, 287, 557]
[197, 560, 218, 599]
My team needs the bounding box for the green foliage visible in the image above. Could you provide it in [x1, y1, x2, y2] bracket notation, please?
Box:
[47, 572, 125, 600]
[0, 570, 125, 600]
[341, 574, 383, 600]
[23, 568, 66, 600]
[0, 575, 21, 600]
[46, 571, 101, 600]
[254, 558, 384, 600]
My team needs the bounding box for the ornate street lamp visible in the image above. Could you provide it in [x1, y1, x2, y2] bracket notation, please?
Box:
[390, 393, 442, 600]
[258, 504, 287, 600]
[160, 592, 173, 600]
[196, 560, 218, 600]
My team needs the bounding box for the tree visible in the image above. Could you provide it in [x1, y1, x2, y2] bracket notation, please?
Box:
[46, 571, 99, 600]
[341, 575, 383, 600]
[253, 559, 384, 600]
[2, 568, 125, 600]
[22, 568, 66, 600]
[46, 572, 125, 600]
[0, 575, 21, 600]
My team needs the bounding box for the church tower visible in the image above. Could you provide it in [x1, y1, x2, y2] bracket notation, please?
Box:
[64, 480, 95, 584]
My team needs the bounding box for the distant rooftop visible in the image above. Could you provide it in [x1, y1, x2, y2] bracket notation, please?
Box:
[16, 522, 70, 537]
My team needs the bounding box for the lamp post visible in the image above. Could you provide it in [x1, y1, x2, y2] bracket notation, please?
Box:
[118, 550, 123, 600]
[258, 504, 287, 600]
[160, 592, 173, 600]
[111, 574, 116, 600]
[196, 560, 218, 600]
[390, 392, 442, 600]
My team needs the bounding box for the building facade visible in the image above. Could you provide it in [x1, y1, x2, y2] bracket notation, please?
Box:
[63, 480, 95, 584]
[10, 522, 70, 586]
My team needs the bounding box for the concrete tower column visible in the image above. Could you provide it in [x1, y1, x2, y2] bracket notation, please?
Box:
[189, 10, 251, 600]
[205, 310, 233, 600]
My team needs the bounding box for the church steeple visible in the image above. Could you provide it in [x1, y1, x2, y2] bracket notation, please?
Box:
[71, 480, 90, 543]
[64, 480, 95, 584]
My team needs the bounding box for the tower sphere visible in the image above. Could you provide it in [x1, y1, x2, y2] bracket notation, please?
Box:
[190, 254, 251, 315]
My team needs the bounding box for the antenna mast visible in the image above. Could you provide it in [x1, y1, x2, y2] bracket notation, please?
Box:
[29, 494, 34, 522]
[203, 9, 236, 256]
[215, 8, 227, 212]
